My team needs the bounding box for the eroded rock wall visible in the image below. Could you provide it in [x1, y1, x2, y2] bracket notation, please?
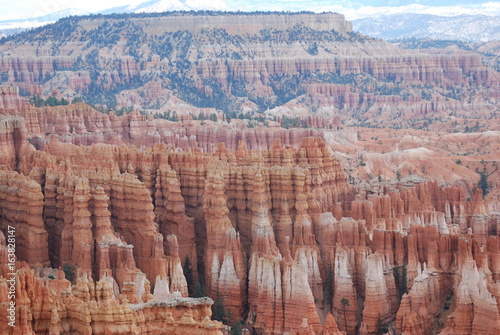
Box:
[0, 131, 498, 334]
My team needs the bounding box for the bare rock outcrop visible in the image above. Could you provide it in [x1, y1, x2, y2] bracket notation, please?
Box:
[0, 265, 223, 335]
[0, 132, 499, 334]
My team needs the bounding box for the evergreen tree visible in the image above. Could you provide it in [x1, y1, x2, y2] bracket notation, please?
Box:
[340, 298, 349, 331]
[46, 96, 58, 106]
[193, 281, 205, 298]
[183, 255, 194, 296]
[393, 264, 408, 300]
[212, 290, 232, 325]
[63, 263, 76, 283]
[478, 170, 490, 198]
[231, 321, 243, 335]
[376, 317, 389, 334]
[72, 96, 83, 104]
[324, 265, 333, 311]
[29, 95, 45, 107]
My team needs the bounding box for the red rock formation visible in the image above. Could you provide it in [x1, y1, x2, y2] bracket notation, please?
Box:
[1, 125, 499, 335]
[395, 263, 445, 335]
[0, 86, 30, 110]
[164, 234, 189, 297]
[0, 96, 326, 153]
[0, 169, 49, 267]
[332, 246, 358, 334]
[243, 165, 331, 334]
[155, 163, 198, 279]
[282, 257, 323, 333]
[359, 252, 392, 335]
[440, 259, 500, 335]
[92, 186, 141, 287]
[108, 172, 169, 283]
[0, 116, 32, 168]
[0, 11, 498, 335]
[0, 264, 223, 335]
[203, 167, 246, 318]
[246, 169, 286, 333]
[0, 11, 497, 134]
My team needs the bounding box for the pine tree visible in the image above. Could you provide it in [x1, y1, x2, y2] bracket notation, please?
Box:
[324, 265, 333, 311]
[231, 321, 243, 335]
[193, 281, 205, 298]
[478, 170, 490, 198]
[212, 290, 232, 325]
[183, 255, 194, 296]
[340, 298, 349, 331]
[63, 263, 76, 283]
[377, 317, 389, 334]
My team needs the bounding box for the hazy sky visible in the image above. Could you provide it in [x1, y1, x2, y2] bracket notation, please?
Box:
[0, 0, 495, 21]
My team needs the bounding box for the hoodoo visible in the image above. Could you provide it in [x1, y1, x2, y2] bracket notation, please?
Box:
[0, 9, 499, 335]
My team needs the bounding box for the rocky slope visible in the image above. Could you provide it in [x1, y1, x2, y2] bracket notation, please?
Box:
[329, 126, 500, 208]
[0, 12, 497, 129]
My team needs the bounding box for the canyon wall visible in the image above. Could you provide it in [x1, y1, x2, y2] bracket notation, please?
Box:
[0, 11, 498, 335]
[0, 114, 498, 334]
[0, 12, 497, 129]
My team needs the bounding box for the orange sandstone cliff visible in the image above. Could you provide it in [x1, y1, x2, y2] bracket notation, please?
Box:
[0, 114, 498, 334]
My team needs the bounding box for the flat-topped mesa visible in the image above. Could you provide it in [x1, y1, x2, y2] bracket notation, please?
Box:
[67, 12, 353, 35]
[1, 11, 498, 128]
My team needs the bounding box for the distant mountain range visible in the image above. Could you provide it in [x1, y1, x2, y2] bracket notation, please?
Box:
[0, 0, 498, 42]
[99, 0, 226, 15]
[0, 9, 91, 37]
[352, 13, 500, 42]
